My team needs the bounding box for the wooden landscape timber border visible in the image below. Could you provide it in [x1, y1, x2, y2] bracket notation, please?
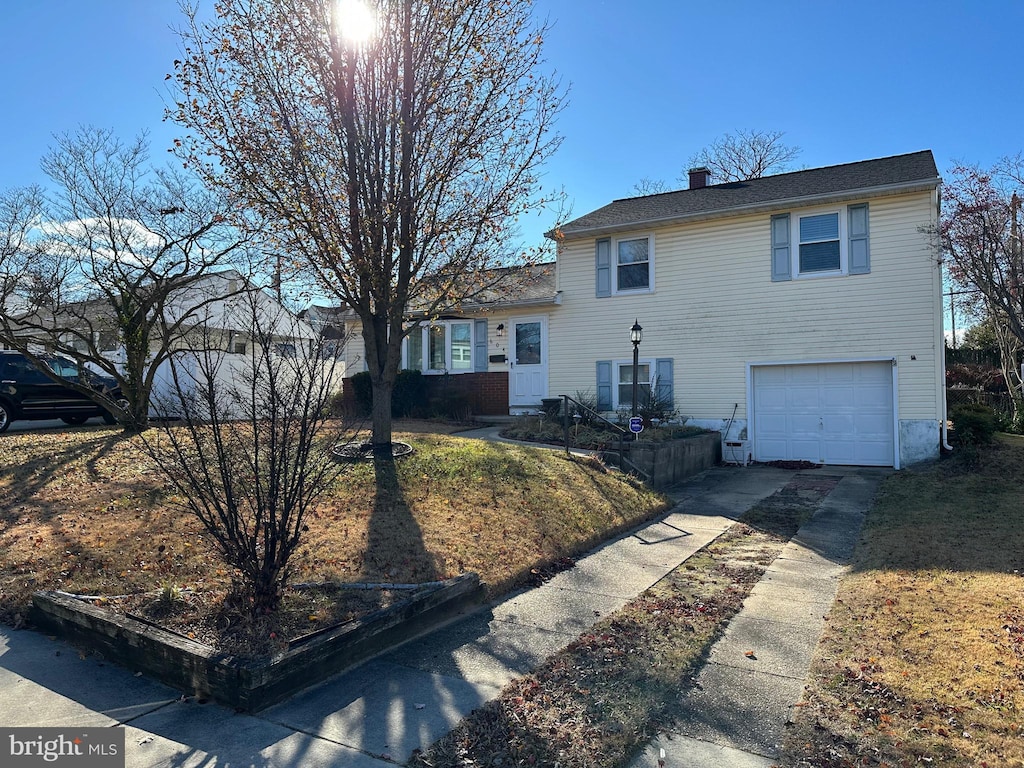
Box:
[30, 572, 483, 712]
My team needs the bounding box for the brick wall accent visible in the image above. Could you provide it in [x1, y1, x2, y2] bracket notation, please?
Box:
[425, 372, 508, 416]
[341, 372, 509, 417]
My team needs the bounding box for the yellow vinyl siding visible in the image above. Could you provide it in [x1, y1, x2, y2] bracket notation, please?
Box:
[548, 190, 941, 422]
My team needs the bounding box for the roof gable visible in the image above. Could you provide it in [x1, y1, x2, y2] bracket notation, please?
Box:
[555, 150, 940, 238]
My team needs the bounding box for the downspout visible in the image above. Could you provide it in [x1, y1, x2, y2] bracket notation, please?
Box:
[937, 186, 953, 453]
[940, 380, 953, 452]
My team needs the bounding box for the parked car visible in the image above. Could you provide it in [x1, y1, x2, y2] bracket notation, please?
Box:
[0, 350, 125, 432]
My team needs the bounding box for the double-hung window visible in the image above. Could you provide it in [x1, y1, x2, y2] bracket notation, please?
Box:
[798, 212, 841, 273]
[615, 360, 653, 410]
[596, 234, 655, 296]
[616, 236, 652, 291]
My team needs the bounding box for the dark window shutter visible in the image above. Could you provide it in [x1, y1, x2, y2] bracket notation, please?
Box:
[655, 358, 674, 407]
[595, 238, 612, 297]
[474, 319, 488, 372]
[771, 213, 792, 281]
[596, 360, 612, 411]
[848, 203, 871, 274]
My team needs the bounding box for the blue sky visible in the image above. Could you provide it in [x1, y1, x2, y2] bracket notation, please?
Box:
[1, 0, 1021, 258]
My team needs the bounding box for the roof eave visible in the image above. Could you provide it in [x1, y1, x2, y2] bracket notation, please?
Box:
[408, 295, 561, 318]
[553, 177, 942, 240]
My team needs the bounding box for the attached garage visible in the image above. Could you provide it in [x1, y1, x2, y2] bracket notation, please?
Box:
[751, 361, 896, 467]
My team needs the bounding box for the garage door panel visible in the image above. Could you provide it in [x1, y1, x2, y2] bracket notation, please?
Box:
[757, 439, 790, 461]
[788, 366, 822, 384]
[753, 362, 894, 467]
[856, 441, 892, 462]
[790, 414, 822, 436]
[823, 440, 857, 463]
[823, 364, 856, 383]
[823, 387, 855, 408]
[855, 384, 891, 409]
[756, 387, 788, 409]
[756, 413, 788, 433]
[823, 414, 855, 435]
[790, 440, 824, 463]
[789, 387, 821, 409]
[855, 364, 892, 384]
[855, 412, 891, 435]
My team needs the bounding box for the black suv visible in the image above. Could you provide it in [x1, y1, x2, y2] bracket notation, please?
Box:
[0, 350, 124, 432]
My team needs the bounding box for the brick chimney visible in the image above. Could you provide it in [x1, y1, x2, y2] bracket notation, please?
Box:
[688, 167, 711, 189]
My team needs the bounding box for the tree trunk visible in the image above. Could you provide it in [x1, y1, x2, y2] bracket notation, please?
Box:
[370, 377, 394, 449]
[993, 314, 1024, 422]
[121, 338, 151, 433]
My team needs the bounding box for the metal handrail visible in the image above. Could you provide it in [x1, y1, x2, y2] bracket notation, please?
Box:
[558, 394, 651, 481]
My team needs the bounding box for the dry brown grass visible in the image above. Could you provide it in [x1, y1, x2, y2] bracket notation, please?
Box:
[785, 434, 1024, 768]
[0, 420, 667, 649]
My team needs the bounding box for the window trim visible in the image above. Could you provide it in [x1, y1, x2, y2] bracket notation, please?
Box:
[612, 357, 655, 411]
[792, 205, 847, 278]
[612, 233, 655, 294]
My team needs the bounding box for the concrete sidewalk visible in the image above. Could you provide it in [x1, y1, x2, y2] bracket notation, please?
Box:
[0, 465, 884, 767]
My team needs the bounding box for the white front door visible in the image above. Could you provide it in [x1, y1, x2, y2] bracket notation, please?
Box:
[508, 315, 548, 408]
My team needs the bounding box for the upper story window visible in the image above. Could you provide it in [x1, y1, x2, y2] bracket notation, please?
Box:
[616, 236, 651, 291]
[596, 233, 655, 297]
[798, 212, 841, 273]
[771, 203, 870, 282]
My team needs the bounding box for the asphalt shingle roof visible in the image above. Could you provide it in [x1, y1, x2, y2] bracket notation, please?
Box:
[555, 150, 940, 238]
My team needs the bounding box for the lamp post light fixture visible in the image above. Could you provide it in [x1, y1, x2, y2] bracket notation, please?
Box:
[630, 319, 643, 417]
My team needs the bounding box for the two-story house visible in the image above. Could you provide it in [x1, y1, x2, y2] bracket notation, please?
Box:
[548, 151, 945, 469]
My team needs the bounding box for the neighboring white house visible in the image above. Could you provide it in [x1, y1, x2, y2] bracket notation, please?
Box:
[547, 150, 945, 468]
[60, 270, 330, 416]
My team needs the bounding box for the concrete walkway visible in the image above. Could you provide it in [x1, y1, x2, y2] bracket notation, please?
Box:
[0, 465, 885, 768]
[629, 468, 884, 767]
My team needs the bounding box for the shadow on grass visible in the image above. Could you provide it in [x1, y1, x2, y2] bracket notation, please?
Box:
[363, 451, 441, 584]
[0, 427, 130, 522]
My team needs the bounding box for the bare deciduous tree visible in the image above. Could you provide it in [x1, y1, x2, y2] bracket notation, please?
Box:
[171, 0, 566, 450]
[0, 127, 252, 432]
[941, 161, 1024, 416]
[632, 177, 671, 196]
[685, 129, 801, 183]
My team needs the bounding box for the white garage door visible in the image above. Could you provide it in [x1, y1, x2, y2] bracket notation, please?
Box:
[752, 362, 894, 467]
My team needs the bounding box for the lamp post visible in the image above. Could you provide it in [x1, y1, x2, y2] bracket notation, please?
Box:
[630, 319, 643, 417]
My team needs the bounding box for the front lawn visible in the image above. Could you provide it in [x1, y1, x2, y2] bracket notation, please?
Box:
[0, 421, 668, 652]
[784, 434, 1024, 767]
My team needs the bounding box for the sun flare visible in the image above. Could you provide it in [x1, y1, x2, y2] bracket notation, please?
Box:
[335, 0, 376, 44]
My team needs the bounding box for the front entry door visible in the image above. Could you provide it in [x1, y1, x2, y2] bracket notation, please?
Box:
[508, 316, 548, 408]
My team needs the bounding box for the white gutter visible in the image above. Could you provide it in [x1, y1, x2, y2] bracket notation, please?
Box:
[555, 178, 943, 240]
